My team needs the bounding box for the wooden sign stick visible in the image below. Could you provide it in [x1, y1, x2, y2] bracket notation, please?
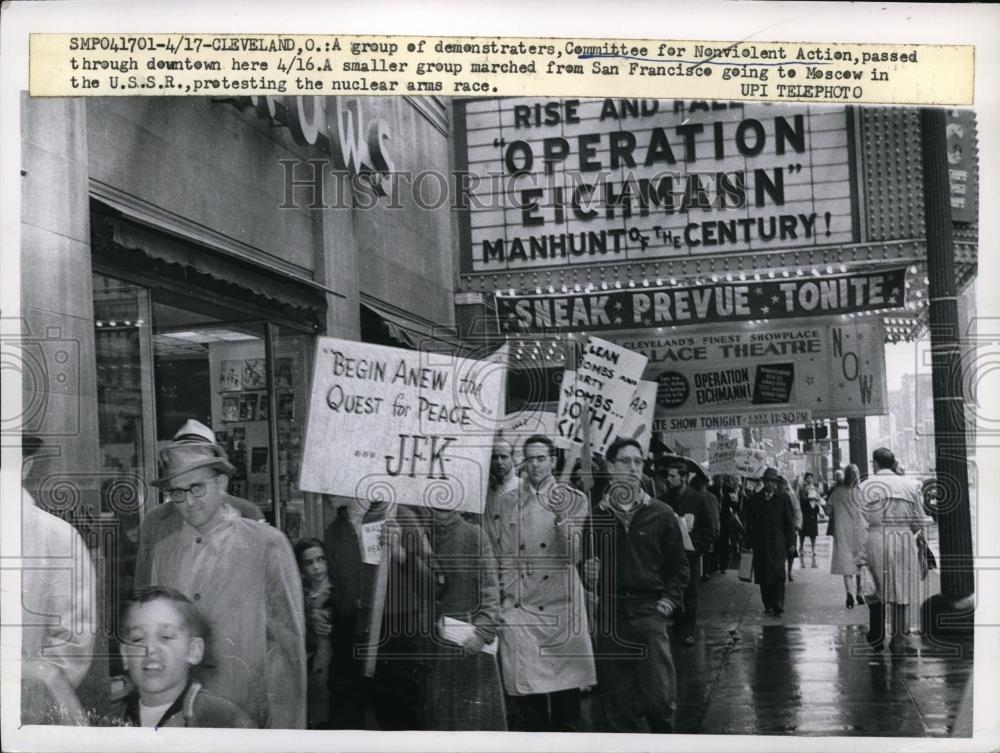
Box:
[362, 502, 396, 678]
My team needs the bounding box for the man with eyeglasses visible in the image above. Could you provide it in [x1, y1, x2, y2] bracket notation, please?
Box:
[492, 434, 596, 732]
[134, 420, 264, 586]
[140, 428, 306, 729]
[583, 438, 689, 733]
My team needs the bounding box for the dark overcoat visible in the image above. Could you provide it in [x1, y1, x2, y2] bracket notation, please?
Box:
[745, 490, 795, 585]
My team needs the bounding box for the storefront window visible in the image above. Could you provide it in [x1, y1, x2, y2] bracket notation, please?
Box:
[93, 273, 154, 594]
[93, 274, 314, 535]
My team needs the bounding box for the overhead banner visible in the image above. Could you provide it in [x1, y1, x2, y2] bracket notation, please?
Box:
[555, 336, 648, 453]
[460, 99, 855, 274]
[299, 338, 506, 514]
[612, 318, 887, 431]
[499, 267, 906, 333]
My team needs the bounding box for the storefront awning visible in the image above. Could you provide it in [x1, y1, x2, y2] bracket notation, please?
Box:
[360, 297, 465, 355]
[91, 198, 332, 316]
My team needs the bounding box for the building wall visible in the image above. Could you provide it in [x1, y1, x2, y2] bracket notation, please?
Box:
[85, 96, 457, 330]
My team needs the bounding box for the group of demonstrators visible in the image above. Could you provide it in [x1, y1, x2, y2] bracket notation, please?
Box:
[21, 416, 932, 732]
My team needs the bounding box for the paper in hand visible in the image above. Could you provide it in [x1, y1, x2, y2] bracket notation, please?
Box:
[439, 616, 498, 655]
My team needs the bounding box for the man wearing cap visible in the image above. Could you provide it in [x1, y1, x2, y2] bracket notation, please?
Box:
[134, 420, 263, 586]
[141, 429, 306, 728]
[660, 457, 719, 646]
[744, 468, 797, 616]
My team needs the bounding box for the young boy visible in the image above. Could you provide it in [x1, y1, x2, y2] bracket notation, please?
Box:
[116, 586, 256, 728]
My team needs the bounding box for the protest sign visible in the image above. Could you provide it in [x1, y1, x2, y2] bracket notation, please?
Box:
[733, 448, 769, 479]
[620, 380, 659, 454]
[299, 338, 506, 514]
[708, 437, 740, 475]
[555, 335, 648, 454]
[359, 521, 384, 565]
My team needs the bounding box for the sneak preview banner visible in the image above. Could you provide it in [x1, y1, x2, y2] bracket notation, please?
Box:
[612, 318, 887, 430]
[299, 338, 505, 514]
[498, 267, 906, 333]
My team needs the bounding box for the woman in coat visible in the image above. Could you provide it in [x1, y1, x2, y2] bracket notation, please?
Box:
[424, 506, 506, 731]
[827, 464, 864, 608]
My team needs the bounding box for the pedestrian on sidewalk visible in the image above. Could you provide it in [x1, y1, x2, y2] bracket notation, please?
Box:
[798, 472, 822, 568]
[745, 468, 797, 617]
[662, 457, 719, 645]
[856, 448, 926, 652]
[827, 464, 864, 609]
[583, 438, 689, 733]
[714, 475, 740, 574]
[781, 475, 802, 581]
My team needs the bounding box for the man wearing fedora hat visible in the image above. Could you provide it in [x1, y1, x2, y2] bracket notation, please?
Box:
[744, 468, 797, 616]
[134, 420, 264, 585]
[139, 422, 306, 728]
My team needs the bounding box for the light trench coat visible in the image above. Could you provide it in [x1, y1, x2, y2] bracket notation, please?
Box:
[148, 516, 306, 729]
[487, 477, 596, 696]
[857, 469, 927, 606]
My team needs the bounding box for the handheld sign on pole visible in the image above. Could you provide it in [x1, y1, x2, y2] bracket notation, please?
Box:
[362, 503, 394, 678]
[299, 338, 506, 513]
[298, 337, 506, 676]
[555, 335, 648, 456]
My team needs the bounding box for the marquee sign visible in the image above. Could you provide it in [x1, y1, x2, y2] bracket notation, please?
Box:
[459, 98, 855, 273]
[499, 267, 906, 334]
[612, 317, 888, 429]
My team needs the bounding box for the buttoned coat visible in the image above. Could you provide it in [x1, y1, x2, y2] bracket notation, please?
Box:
[490, 477, 596, 695]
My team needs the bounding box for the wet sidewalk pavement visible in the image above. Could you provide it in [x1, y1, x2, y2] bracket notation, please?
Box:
[672, 532, 973, 736]
[587, 531, 974, 737]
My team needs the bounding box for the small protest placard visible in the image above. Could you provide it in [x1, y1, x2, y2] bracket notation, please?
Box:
[360, 521, 384, 565]
[709, 437, 740, 475]
[620, 380, 658, 454]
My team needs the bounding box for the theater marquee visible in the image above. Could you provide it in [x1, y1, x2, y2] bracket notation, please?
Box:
[458, 98, 856, 274]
